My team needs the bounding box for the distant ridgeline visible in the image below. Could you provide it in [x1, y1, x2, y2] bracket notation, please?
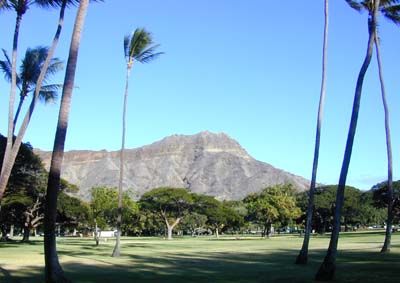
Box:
[35, 131, 310, 201]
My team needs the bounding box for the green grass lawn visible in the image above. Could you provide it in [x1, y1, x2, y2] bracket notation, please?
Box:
[0, 231, 399, 283]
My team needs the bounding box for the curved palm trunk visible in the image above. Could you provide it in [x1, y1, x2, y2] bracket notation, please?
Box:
[112, 67, 131, 257]
[0, 13, 22, 200]
[0, 1, 67, 202]
[13, 95, 25, 132]
[44, 1, 89, 282]
[296, 0, 328, 265]
[315, 1, 379, 281]
[375, 36, 393, 253]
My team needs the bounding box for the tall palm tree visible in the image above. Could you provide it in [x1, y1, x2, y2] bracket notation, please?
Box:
[112, 28, 163, 257]
[0, 46, 63, 127]
[0, 0, 75, 202]
[1, 0, 32, 200]
[315, 0, 380, 280]
[44, 1, 90, 281]
[295, 0, 329, 265]
[345, 0, 400, 254]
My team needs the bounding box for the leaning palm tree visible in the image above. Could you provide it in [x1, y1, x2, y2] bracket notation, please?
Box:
[295, 0, 329, 265]
[345, 0, 400, 254]
[44, 1, 90, 281]
[0, 0, 77, 202]
[0, 46, 63, 127]
[112, 28, 163, 257]
[315, 0, 380, 280]
[1, 0, 32, 199]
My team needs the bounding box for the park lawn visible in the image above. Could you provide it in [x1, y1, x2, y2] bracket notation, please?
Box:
[0, 231, 399, 283]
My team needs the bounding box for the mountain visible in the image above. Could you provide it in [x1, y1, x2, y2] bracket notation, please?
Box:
[35, 131, 309, 200]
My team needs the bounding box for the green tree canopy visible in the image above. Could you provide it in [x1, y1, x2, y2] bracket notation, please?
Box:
[140, 187, 193, 239]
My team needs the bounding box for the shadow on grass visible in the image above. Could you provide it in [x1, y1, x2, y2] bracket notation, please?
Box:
[1, 247, 399, 283]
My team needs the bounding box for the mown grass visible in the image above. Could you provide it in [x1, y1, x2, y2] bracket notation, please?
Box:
[0, 231, 399, 282]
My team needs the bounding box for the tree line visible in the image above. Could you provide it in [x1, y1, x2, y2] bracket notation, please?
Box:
[1, 137, 398, 243]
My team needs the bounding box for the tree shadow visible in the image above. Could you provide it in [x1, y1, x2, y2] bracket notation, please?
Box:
[1, 247, 399, 283]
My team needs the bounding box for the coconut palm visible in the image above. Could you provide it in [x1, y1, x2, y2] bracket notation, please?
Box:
[1, 0, 32, 201]
[0, 46, 63, 127]
[345, 0, 400, 254]
[0, 0, 76, 202]
[44, 1, 90, 281]
[295, 0, 329, 265]
[111, 28, 163, 257]
[315, 0, 380, 280]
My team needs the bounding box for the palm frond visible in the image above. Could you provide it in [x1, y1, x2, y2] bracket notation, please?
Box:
[123, 34, 131, 60]
[37, 86, 60, 103]
[129, 28, 153, 59]
[45, 58, 64, 77]
[0, 49, 12, 82]
[0, 0, 11, 10]
[345, 0, 363, 11]
[381, 4, 400, 25]
[136, 44, 164, 63]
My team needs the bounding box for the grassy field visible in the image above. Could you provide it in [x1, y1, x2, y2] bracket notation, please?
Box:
[0, 231, 399, 283]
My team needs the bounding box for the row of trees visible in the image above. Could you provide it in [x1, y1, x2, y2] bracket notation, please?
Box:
[2, 140, 397, 243]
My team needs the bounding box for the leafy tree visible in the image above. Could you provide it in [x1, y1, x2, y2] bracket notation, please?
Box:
[244, 184, 301, 238]
[194, 195, 231, 238]
[0, 134, 47, 242]
[373, 181, 400, 224]
[180, 212, 208, 236]
[296, 0, 329, 265]
[0, 46, 63, 126]
[89, 186, 138, 234]
[139, 187, 193, 240]
[43, 1, 91, 281]
[315, 1, 380, 280]
[57, 192, 90, 235]
[112, 27, 163, 257]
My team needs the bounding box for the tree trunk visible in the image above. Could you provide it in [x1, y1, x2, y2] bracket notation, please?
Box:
[165, 218, 181, 240]
[22, 226, 30, 242]
[112, 66, 131, 257]
[0, 13, 22, 201]
[10, 225, 14, 238]
[0, 225, 8, 241]
[0, 1, 67, 202]
[315, 2, 379, 281]
[44, 1, 89, 282]
[296, 0, 329, 265]
[13, 95, 25, 133]
[375, 35, 393, 253]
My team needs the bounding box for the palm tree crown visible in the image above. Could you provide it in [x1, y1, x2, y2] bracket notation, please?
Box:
[346, 0, 400, 24]
[124, 28, 164, 69]
[0, 46, 63, 103]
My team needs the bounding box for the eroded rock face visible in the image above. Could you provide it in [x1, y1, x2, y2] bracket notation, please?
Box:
[36, 131, 309, 200]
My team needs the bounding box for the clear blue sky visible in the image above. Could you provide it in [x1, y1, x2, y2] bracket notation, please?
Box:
[1, 0, 399, 190]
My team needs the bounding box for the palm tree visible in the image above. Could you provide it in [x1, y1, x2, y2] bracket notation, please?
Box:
[44, 1, 90, 281]
[315, 0, 380, 280]
[111, 28, 163, 257]
[295, 0, 329, 265]
[0, 0, 75, 202]
[1, 0, 32, 201]
[0, 46, 63, 128]
[345, 0, 400, 254]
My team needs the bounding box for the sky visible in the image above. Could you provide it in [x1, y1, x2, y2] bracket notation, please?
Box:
[0, 0, 399, 191]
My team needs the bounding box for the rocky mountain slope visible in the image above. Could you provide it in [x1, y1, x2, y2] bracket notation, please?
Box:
[36, 131, 309, 200]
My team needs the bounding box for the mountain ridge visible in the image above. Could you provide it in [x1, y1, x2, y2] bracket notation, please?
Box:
[35, 131, 310, 200]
